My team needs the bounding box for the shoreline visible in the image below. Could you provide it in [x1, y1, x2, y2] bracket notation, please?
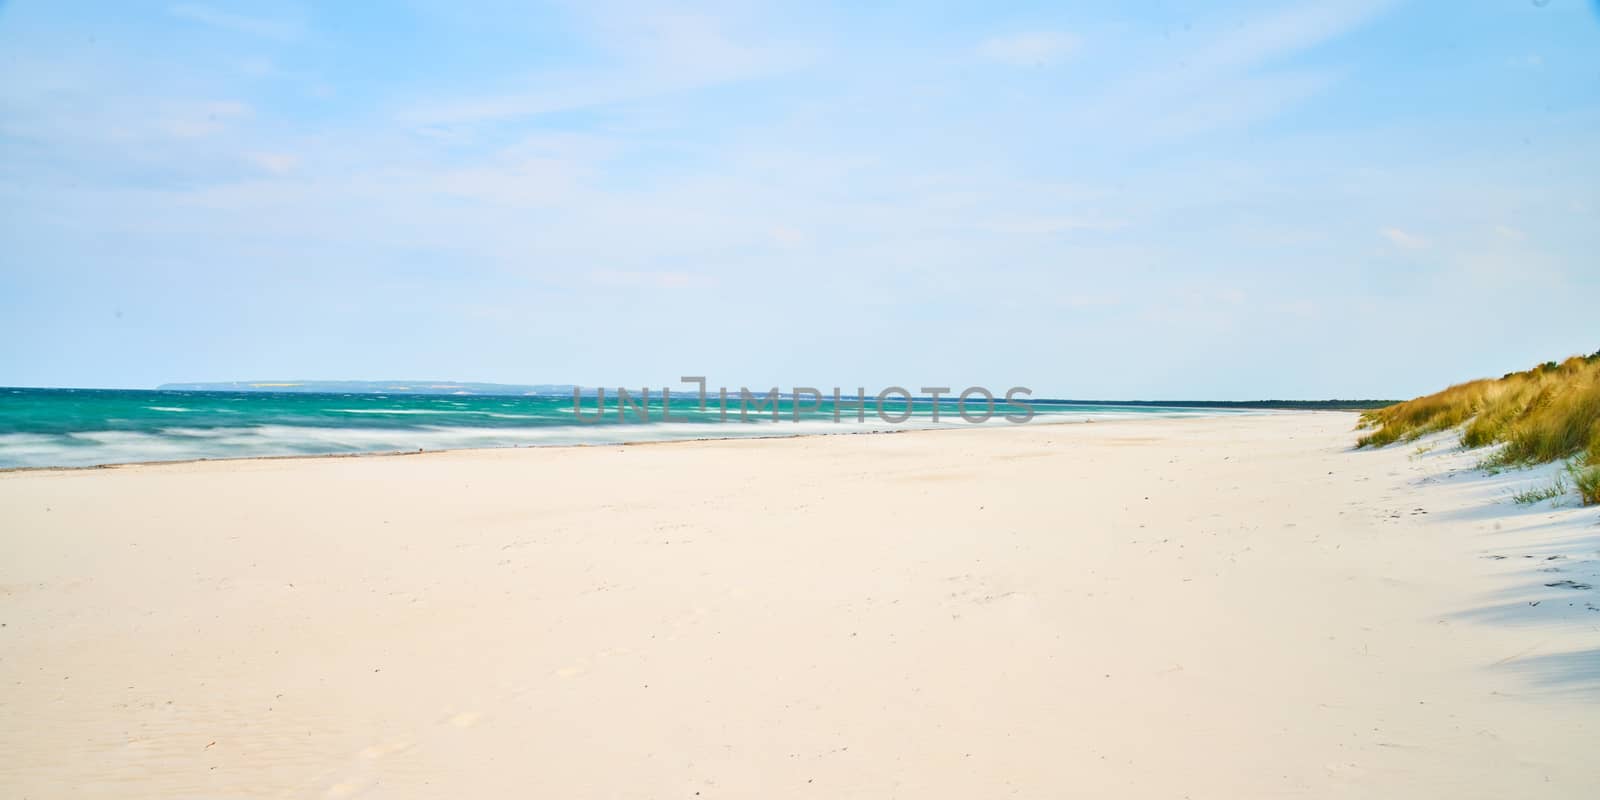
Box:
[0, 410, 1311, 476]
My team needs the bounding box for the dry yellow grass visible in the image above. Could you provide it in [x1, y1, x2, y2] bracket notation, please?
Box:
[1358, 350, 1600, 504]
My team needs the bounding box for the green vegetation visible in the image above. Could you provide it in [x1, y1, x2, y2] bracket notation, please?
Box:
[1357, 350, 1600, 505]
[1570, 460, 1600, 506]
[1511, 475, 1566, 505]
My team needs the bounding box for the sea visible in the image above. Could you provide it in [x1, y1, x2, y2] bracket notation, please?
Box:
[0, 388, 1244, 469]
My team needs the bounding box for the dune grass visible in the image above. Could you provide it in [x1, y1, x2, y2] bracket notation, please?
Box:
[1357, 350, 1600, 505]
[1571, 460, 1600, 506]
[1511, 475, 1566, 505]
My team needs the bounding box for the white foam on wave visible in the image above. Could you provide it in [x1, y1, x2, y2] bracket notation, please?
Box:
[0, 418, 936, 468]
[0, 406, 1250, 469]
[334, 408, 456, 415]
[0, 433, 63, 446]
[332, 408, 551, 418]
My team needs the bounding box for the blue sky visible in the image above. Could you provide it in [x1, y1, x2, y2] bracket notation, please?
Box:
[1, 1, 1596, 399]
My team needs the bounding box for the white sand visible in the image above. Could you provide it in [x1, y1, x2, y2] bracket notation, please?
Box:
[1, 412, 1596, 798]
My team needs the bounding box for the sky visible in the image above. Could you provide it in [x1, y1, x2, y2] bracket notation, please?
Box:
[1, 0, 1597, 399]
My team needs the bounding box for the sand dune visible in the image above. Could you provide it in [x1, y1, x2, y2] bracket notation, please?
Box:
[1, 413, 1595, 798]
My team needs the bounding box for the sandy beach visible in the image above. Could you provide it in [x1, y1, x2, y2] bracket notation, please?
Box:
[1, 412, 1595, 798]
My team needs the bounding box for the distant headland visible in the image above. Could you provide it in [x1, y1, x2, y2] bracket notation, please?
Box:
[152, 380, 1396, 410]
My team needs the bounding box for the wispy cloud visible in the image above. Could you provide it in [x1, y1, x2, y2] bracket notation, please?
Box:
[976, 32, 1080, 66]
[769, 226, 806, 246]
[982, 216, 1127, 235]
[246, 152, 300, 175]
[162, 100, 253, 139]
[1186, 0, 1396, 74]
[1068, 0, 1394, 145]
[168, 4, 302, 42]
[399, 9, 810, 127]
[591, 269, 715, 290]
[1381, 227, 1429, 249]
[4, 0, 1597, 396]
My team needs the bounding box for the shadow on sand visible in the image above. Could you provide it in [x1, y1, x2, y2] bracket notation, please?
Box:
[1384, 431, 1600, 698]
[1500, 648, 1600, 701]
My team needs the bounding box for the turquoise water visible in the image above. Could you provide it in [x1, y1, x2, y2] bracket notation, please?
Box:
[0, 388, 1239, 469]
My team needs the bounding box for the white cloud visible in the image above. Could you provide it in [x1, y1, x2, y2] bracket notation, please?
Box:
[399, 10, 810, 127]
[237, 57, 277, 78]
[1381, 227, 1429, 249]
[168, 4, 302, 42]
[6, 0, 1596, 398]
[1059, 293, 1121, 309]
[770, 226, 806, 246]
[976, 32, 1080, 66]
[983, 216, 1127, 235]
[1187, 0, 1396, 74]
[590, 270, 715, 290]
[246, 152, 300, 175]
[1063, 0, 1394, 146]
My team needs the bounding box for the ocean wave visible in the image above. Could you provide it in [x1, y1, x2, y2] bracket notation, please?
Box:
[0, 394, 1247, 469]
[0, 418, 964, 468]
[332, 408, 550, 417]
[334, 408, 459, 415]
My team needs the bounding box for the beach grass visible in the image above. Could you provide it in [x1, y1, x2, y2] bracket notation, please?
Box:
[1358, 350, 1600, 504]
[1570, 460, 1600, 506]
[1511, 475, 1566, 505]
